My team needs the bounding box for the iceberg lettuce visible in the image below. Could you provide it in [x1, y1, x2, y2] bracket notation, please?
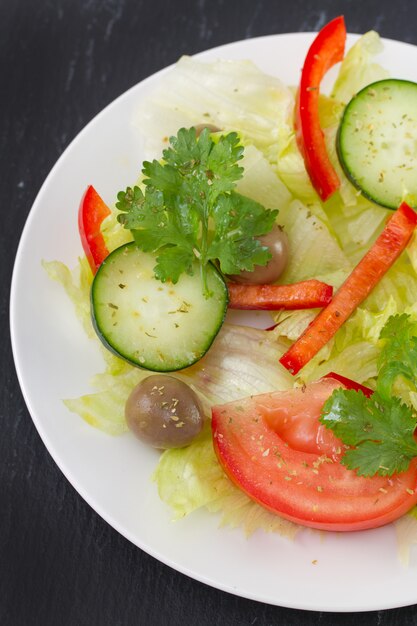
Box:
[48, 36, 417, 546]
[42, 257, 94, 338]
[394, 508, 417, 565]
[154, 425, 298, 538]
[134, 56, 294, 161]
[331, 31, 390, 104]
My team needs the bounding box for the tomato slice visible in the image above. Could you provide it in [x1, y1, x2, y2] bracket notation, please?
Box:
[227, 279, 333, 310]
[78, 185, 111, 274]
[212, 379, 417, 531]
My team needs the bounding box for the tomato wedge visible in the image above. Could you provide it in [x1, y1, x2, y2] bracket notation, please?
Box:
[295, 16, 346, 201]
[212, 378, 417, 531]
[280, 202, 417, 375]
[78, 185, 111, 274]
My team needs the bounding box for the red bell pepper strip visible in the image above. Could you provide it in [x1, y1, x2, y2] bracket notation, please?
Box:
[280, 202, 417, 375]
[295, 15, 346, 201]
[227, 280, 333, 310]
[78, 185, 111, 274]
[324, 372, 373, 397]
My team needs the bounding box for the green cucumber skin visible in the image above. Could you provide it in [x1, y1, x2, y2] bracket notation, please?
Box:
[91, 243, 228, 372]
[336, 110, 377, 207]
[337, 79, 417, 210]
[90, 308, 228, 373]
[336, 119, 386, 209]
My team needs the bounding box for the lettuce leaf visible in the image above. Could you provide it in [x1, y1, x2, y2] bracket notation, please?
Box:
[275, 136, 318, 202]
[178, 324, 295, 405]
[101, 209, 133, 253]
[154, 425, 298, 538]
[64, 369, 140, 436]
[217, 143, 351, 287]
[394, 509, 417, 566]
[291, 264, 417, 388]
[153, 326, 298, 536]
[277, 199, 351, 286]
[331, 31, 389, 104]
[134, 56, 294, 162]
[274, 95, 343, 204]
[323, 195, 389, 265]
[42, 257, 94, 338]
[62, 321, 295, 437]
[235, 143, 292, 213]
[271, 309, 318, 341]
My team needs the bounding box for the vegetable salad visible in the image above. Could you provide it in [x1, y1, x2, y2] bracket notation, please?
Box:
[44, 19, 417, 547]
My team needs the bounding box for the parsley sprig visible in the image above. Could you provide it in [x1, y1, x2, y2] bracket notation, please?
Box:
[117, 127, 278, 296]
[321, 314, 417, 477]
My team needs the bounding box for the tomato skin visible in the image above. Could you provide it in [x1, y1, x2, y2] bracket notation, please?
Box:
[212, 379, 417, 531]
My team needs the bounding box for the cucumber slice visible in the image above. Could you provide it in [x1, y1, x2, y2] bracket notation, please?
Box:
[337, 79, 417, 209]
[91, 243, 228, 371]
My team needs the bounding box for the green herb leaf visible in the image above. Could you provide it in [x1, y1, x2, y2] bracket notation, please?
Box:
[116, 127, 277, 295]
[320, 314, 417, 477]
[117, 186, 192, 254]
[321, 389, 417, 476]
[207, 192, 277, 274]
[154, 246, 195, 284]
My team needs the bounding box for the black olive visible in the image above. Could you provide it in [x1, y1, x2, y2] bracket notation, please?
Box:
[125, 375, 204, 449]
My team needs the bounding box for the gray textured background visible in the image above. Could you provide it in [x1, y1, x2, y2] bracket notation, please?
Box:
[4, 1, 417, 624]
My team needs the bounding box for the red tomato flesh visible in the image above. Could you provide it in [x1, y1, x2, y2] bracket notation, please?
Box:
[212, 379, 417, 531]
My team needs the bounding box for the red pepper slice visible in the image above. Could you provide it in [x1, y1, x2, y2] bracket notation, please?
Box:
[78, 185, 111, 274]
[295, 15, 346, 201]
[227, 279, 333, 310]
[324, 372, 373, 397]
[280, 202, 417, 375]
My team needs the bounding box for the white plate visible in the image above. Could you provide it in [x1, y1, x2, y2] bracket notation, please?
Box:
[10, 32, 417, 612]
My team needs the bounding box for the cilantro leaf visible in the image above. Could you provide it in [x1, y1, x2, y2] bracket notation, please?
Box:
[154, 246, 195, 284]
[342, 439, 413, 477]
[208, 192, 278, 274]
[117, 185, 194, 283]
[320, 314, 417, 477]
[377, 313, 417, 400]
[116, 127, 276, 295]
[321, 389, 417, 476]
[117, 186, 189, 250]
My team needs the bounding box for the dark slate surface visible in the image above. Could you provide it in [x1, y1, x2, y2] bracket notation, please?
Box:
[3, 0, 417, 624]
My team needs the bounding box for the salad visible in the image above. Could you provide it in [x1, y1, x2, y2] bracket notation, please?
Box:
[45, 17, 417, 545]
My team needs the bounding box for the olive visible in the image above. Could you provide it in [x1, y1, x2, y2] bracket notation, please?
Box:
[229, 225, 289, 284]
[125, 375, 204, 449]
[194, 123, 221, 137]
